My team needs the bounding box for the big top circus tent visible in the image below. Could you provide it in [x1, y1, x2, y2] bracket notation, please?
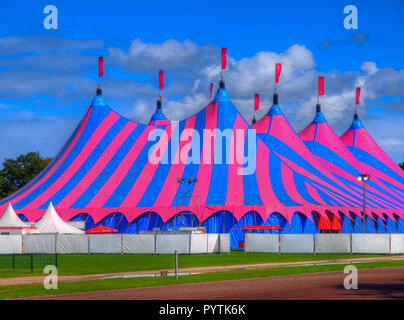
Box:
[0, 53, 403, 248]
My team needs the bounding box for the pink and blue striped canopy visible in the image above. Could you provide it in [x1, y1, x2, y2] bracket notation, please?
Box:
[0, 85, 402, 226]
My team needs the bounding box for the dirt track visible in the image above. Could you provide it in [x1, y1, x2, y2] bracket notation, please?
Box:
[24, 266, 404, 300]
[2, 255, 403, 287]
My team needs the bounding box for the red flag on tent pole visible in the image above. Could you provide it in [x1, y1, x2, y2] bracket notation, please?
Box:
[98, 57, 104, 78]
[254, 93, 260, 110]
[158, 93, 163, 101]
[275, 63, 282, 83]
[318, 76, 324, 96]
[356, 87, 361, 104]
[210, 83, 214, 101]
[159, 70, 164, 90]
[221, 48, 227, 70]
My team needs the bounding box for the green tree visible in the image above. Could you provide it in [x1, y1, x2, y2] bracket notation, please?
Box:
[399, 162, 404, 170]
[0, 152, 52, 199]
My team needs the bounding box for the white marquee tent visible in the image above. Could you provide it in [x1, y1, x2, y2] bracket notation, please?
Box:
[0, 203, 38, 234]
[35, 202, 84, 234]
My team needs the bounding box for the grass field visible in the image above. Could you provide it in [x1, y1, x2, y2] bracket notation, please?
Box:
[1, 259, 404, 299]
[0, 251, 387, 277]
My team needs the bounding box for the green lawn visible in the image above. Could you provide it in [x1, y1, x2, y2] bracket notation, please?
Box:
[1, 259, 404, 300]
[0, 251, 392, 278]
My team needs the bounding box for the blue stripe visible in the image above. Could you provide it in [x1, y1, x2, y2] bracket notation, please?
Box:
[242, 129, 263, 205]
[269, 152, 301, 206]
[71, 123, 146, 208]
[137, 123, 182, 207]
[102, 127, 168, 207]
[206, 101, 235, 205]
[292, 171, 321, 205]
[171, 112, 205, 207]
[348, 147, 404, 185]
[44, 117, 129, 208]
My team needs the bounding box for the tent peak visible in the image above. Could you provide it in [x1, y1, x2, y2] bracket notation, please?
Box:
[90, 94, 107, 108]
[213, 86, 231, 103]
[350, 111, 364, 130]
[266, 93, 283, 116]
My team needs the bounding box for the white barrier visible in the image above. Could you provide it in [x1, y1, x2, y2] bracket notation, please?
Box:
[57, 234, 89, 254]
[190, 234, 208, 254]
[23, 234, 56, 253]
[315, 234, 351, 253]
[219, 234, 230, 253]
[156, 234, 190, 254]
[207, 234, 219, 253]
[122, 234, 155, 254]
[391, 234, 404, 254]
[245, 233, 279, 253]
[0, 235, 22, 254]
[89, 234, 122, 254]
[281, 234, 314, 253]
[352, 234, 390, 254]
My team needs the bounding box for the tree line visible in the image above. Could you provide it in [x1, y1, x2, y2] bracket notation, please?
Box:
[0, 152, 52, 199]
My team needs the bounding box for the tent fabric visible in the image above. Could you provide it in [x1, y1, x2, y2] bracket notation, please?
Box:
[35, 202, 84, 234]
[0, 203, 33, 229]
[340, 114, 404, 204]
[299, 108, 404, 217]
[0, 82, 402, 237]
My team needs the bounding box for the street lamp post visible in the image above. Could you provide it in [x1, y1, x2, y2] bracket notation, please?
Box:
[357, 174, 371, 233]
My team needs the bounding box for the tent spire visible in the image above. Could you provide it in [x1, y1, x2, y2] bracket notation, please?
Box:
[273, 92, 279, 105]
[220, 72, 225, 88]
[354, 109, 359, 119]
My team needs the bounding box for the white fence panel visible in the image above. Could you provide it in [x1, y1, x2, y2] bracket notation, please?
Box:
[315, 234, 351, 253]
[190, 234, 208, 254]
[57, 234, 89, 254]
[23, 234, 56, 253]
[352, 234, 390, 254]
[245, 233, 279, 253]
[156, 234, 190, 254]
[219, 234, 230, 253]
[207, 234, 219, 253]
[0, 235, 22, 254]
[280, 234, 314, 253]
[89, 234, 122, 254]
[390, 234, 404, 254]
[122, 234, 155, 254]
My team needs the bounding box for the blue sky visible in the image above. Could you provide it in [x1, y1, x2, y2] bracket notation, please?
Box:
[0, 0, 403, 163]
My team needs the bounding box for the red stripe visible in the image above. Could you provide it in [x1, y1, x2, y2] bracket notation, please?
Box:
[225, 114, 246, 206]
[57, 122, 137, 208]
[121, 124, 176, 207]
[153, 116, 197, 207]
[88, 126, 155, 208]
[193, 102, 218, 205]
[256, 141, 283, 206]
